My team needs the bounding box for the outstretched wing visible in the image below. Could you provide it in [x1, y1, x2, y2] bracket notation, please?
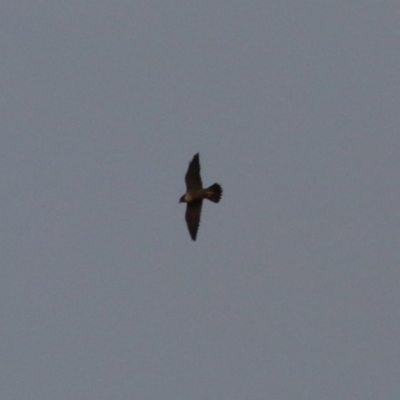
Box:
[185, 200, 202, 241]
[185, 153, 202, 190]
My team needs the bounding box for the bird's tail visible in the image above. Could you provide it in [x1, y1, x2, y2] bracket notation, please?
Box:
[205, 183, 223, 203]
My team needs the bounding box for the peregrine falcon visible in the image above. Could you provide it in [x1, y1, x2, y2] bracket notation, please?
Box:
[179, 153, 222, 241]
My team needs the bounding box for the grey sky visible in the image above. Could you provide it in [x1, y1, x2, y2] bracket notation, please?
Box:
[1, 1, 399, 399]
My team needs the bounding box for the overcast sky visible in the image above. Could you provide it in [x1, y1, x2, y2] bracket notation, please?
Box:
[1, 1, 399, 399]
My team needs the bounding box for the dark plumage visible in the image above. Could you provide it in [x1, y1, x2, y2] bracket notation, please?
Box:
[179, 153, 222, 241]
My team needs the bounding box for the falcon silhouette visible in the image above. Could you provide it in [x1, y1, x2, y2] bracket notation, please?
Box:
[179, 153, 222, 241]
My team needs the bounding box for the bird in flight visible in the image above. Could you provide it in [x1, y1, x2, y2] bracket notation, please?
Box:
[179, 153, 222, 241]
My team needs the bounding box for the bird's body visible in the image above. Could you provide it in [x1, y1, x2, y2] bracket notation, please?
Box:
[179, 153, 222, 241]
